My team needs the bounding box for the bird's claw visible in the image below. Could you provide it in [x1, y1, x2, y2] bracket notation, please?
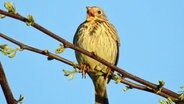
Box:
[80, 64, 89, 78]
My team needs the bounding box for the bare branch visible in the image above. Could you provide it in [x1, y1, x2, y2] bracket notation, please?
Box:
[0, 32, 171, 100]
[121, 79, 170, 99]
[0, 33, 80, 69]
[0, 62, 17, 104]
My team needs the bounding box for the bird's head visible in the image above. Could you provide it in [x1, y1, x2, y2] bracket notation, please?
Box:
[86, 6, 108, 22]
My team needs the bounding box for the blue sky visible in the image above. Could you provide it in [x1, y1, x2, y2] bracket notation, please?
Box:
[0, 0, 184, 104]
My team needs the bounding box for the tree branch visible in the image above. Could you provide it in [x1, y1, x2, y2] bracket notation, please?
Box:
[0, 62, 17, 104]
[0, 32, 81, 69]
[0, 9, 183, 103]
[0, 32, 174, 100]
[121, 79, 170, 99]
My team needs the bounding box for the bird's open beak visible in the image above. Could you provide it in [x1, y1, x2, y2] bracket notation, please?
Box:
[86, 6, 95, 21]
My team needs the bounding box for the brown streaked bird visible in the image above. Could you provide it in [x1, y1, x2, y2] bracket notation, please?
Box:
[73, 6, 120, 104]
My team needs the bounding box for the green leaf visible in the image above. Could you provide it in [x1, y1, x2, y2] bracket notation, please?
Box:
[4, 2, 16, 14]
[26, 15, 35, 26]
[167, 97, 173, 104]
[123, 86, 129, 92]
[0, 14, 6, 18]
[0, 44, 20, 58]
[72, 62, 77, 69]
[159, 99, 167, 104]
[0, 44, 8, 49]
[114, 75, 122, 84]
[159, 98, 173, 104]
[63, 69, 70, 76]
[17, 94, 24, 104]
[8, 51, 16, 58]
[0, 44, 11, 55]
[55, 45, 65, 54]
[68, 74, 74, 80]
[180, 86, 184, 90]
[157, 80, 165, 92]
[62, 69, 79, 80]
[179, 94, 184, 101]
[158, 80, 165, 87]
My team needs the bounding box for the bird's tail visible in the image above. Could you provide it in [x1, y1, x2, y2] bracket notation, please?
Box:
[92, 76, 109, 104]
[95, 89, 108, 104]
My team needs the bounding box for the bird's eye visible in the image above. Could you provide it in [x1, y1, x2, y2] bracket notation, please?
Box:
[97, 10, 101, 14]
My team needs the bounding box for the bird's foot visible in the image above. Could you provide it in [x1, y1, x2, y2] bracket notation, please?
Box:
[80, 64, 90, 78]
[105, 68, 113, 83]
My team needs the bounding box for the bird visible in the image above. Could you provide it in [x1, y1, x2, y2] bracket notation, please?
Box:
[73, 6, 120, 104]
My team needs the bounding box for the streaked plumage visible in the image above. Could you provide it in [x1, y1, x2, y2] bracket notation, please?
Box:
[73, 6, 120, 104]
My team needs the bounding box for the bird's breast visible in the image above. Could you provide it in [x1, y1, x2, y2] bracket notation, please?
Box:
[75, 22, 118, 70]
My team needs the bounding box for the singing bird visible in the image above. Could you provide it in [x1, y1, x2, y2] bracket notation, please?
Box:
[73, 6, 120, 104]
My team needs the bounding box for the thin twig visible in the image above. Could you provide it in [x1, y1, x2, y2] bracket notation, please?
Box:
[0, 33, 80, 69]
[120, 79, 171, 99]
